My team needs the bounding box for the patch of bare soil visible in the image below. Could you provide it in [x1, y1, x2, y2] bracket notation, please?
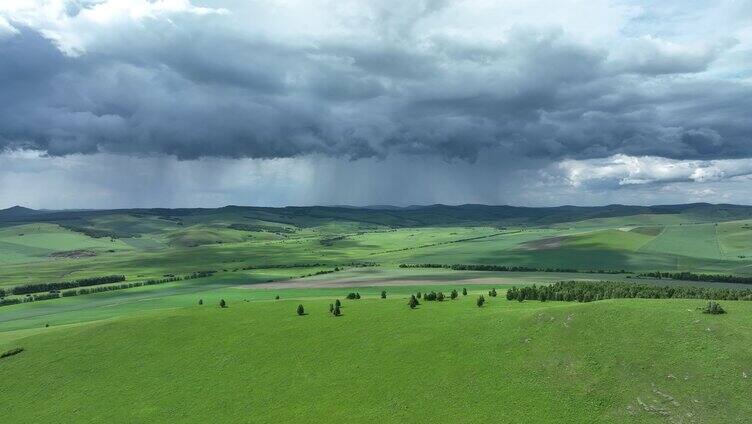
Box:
[517, 236, 570, 251]
[238, 276, 519, 290]
[49, 249, 97, 259]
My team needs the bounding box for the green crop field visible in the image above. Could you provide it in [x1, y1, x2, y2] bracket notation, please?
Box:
[3, 204, 752, 422]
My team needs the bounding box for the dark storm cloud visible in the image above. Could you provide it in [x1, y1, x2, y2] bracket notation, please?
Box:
[0, 1, 751, 162]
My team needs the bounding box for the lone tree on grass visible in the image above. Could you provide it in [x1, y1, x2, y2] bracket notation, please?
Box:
[702, 301, 726, 315]
[416, 292, 422, 299]
[381, 290, 387, 299]
[477, 295, 485, 307]
[450, 289, 458, 300]
[275, 295, 280, 300]
[198, 299, 203, 305]
[462, 288, 467, 296]
[219, 299, 227, 308]
[335, 299, 341, 308]
[333, 304, 342, 316]
[408, 295, 419, 309]
[488, 288, 497, 297]
[297, 304, 305, 316]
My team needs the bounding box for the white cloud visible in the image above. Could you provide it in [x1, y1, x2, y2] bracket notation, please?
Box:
[558, 154, 752, 188]
[0, 0, 227, 55]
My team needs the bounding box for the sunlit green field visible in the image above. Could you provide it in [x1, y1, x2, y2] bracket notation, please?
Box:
[2, 291, 750, 423]
[2, 213, 752, 285]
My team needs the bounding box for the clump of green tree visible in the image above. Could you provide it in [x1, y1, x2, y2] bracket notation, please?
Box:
[423, 291, 445, 301]
[702, 301, 726, 314]
[297, 304, 305, 315]
[381, 290, 387, 299]
[450, 289, 458, 300]
[505, 281, 752, 303]
[408, 295, 419, 309]
[477, 295, 485, 307]
[346, 292, 361, 300]
[488, 288, 497, 297]
[332, 304, 342, 316]
[462, 288, 467, 296]
[219, 299, 227, 308]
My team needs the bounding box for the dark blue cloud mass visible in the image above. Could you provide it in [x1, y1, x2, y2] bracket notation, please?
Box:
[0, 0, 751, 208]
[0, 0, 750, 162]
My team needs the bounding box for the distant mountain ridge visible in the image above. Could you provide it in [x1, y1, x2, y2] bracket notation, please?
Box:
[2, 202, 752, 228]
[0, 205, 44, 218]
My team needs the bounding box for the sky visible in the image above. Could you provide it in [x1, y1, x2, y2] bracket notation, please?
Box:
[1, 0, 751, 209]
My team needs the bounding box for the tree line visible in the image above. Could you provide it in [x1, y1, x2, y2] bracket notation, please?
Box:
[639, 271, 752, 285]
[235, 261, 378, 272]
[0, 271, 214, 308]
[505, 280, 752, 303]
[8, 275, 126, 296]
[399, 263, 627, 274]
[59, 223, 136, 239]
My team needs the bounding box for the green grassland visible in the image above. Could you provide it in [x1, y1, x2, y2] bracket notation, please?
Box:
[3, 205, 752, 422]
[3, 214, 752, 285]
[2, 292, 751, 423]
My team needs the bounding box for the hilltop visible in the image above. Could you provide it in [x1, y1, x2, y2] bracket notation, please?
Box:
[3, 202, 752, 228]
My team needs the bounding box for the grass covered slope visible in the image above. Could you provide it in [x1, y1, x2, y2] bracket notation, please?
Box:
[2, 295, 750, 423]
[5, 205, 752, 286]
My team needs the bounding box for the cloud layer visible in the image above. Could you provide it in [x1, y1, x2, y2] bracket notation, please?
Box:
[1, 1, 752, 208]
[1, 0, 751, 162]
[559, 154, 752, 188]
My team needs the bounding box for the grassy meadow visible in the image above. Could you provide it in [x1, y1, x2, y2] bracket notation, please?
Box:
[2, 293, 751, 423]
[2, 205, 752, 422]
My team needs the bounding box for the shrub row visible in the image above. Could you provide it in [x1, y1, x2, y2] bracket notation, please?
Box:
[0, 298, 21, 307]
[399, 263, 627, 274]
[505, 281, 752, 303]
[0, 347, 23, 359]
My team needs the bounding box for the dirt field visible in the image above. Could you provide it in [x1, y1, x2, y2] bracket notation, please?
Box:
[237, 267, 608, 290]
